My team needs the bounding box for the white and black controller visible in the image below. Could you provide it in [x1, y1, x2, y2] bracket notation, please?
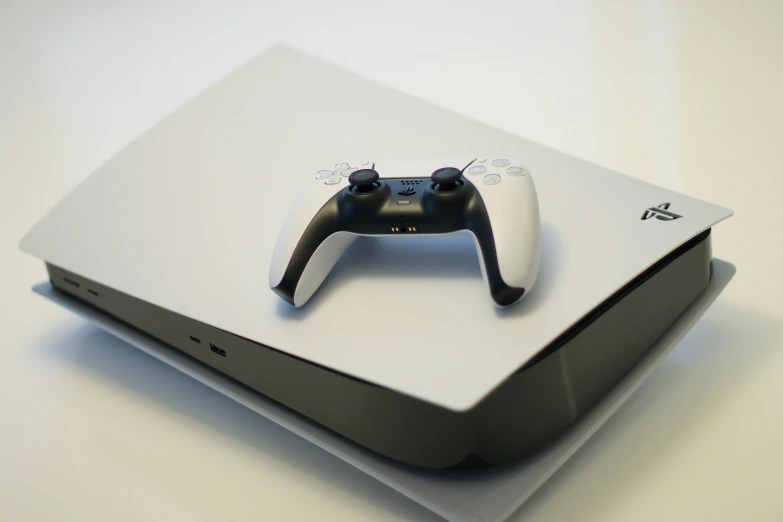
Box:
[269, 158, 541, 307]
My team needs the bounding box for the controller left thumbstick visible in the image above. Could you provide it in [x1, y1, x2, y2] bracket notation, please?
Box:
[348, 169, 381, 193]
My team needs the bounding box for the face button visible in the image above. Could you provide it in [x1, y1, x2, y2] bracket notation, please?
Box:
[334, 163, 350, 172]
[467, 165, 486, 175]
[430, 167, 463, 191]
[348, 168, 381, 193]
[341, 167, 358, 177]
[477, 158, 487, 163]
[491, 159, 510, 167]
[506, 166, 528, 176]
[325, 174, 343, 185]
[317, 170, 333, 179]
[483, 173, 502, 185]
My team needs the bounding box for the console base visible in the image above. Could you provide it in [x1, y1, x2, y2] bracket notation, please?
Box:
[32, 259, 735, 522]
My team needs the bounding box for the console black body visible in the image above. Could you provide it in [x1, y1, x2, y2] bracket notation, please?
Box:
[46, 230, 713, 469]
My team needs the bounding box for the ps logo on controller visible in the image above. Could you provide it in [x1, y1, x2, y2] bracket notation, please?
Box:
[641, 202, 682, 221]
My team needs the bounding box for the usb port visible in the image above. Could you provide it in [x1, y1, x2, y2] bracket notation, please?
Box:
[209, 343, 227, 357]
[63, 277, 80, 288]
[389, 225, 419, 234]
[189, 336, 201, 344]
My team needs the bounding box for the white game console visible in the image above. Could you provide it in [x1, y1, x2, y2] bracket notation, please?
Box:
[20, 47, 733, 470]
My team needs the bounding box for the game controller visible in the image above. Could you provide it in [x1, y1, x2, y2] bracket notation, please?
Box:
[269, 158, 541, 307]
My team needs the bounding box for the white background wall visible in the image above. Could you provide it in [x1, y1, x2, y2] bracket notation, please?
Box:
[1, 1, 782, 521]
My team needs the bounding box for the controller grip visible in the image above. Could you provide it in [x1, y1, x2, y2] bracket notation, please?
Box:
[270, 187, 355, 306]
[468, 173, 540, 306]
[464, 181, 540, 306]
[464, 230, 526, 307]
[272, 232, 356, 306]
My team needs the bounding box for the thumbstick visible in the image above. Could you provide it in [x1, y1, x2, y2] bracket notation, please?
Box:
[431, 167, 463, 191]
[349, 168, 380, 193]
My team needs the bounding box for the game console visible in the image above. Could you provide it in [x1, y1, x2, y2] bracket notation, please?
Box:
[20, 47, 733, 470]
[270, 158, 540, 307]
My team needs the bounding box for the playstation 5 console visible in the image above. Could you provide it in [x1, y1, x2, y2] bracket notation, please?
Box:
[20, 47, 733, 470]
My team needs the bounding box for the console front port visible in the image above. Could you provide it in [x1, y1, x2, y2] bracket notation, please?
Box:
[209, 343, 227, 357]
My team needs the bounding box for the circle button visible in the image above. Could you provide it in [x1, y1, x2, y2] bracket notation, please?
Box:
[317, 170, 333, 179]
[492, 159, 510, 167]
[468, 165, 486, 175]
[325, 175, 343, 185]
[483, 174, 502, 185]
[506, 166, 528, 176]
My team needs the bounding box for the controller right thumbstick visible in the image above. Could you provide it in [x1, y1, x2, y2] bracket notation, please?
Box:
[431, 167, 463, 191]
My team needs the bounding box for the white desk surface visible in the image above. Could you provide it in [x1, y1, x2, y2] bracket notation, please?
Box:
[1, 2, 781, 521]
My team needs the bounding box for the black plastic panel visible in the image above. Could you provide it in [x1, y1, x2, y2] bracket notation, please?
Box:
[45, 229, 712, 469]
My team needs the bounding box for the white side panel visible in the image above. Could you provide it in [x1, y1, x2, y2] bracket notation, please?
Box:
[18, 47, 734, 411]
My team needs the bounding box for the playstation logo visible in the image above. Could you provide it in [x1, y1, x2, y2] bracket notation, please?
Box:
[641, 202, 682, 221]
[398, 187, 416, 196]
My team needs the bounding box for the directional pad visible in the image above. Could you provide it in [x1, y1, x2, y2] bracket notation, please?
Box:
[317, 161, 373, 181]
